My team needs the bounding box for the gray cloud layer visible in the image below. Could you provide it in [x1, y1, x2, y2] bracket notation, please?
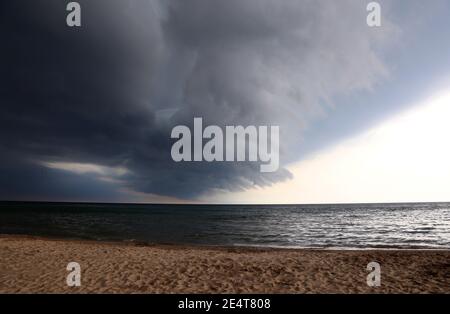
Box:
[0, 0, 396, 201]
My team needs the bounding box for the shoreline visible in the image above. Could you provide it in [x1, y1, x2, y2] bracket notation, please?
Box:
[1, 233, 448, 252]
[1, 235, 449, 293]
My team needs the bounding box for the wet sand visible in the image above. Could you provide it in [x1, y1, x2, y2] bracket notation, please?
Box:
[0, 235, 449, 293]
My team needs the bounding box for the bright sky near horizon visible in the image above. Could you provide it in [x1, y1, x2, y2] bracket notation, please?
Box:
[204, 90, 450, 204]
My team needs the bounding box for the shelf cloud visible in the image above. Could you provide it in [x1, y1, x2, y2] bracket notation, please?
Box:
[0, 0, 399, 200]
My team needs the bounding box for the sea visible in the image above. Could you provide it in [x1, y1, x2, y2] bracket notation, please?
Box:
[0, 201, 449, 249]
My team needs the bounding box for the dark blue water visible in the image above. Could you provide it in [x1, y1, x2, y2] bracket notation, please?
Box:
[0, 202, 449, 249]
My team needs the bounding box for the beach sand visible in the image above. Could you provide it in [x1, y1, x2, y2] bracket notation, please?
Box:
[0, 235, 449, 293]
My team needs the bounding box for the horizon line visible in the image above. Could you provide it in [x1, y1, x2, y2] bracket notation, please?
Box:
[1, 200, 449, 207]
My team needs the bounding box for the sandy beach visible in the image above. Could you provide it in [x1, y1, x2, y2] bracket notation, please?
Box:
[0, 235, 449, 293]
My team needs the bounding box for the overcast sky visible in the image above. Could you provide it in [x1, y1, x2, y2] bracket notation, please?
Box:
[1, 0, 449, 203]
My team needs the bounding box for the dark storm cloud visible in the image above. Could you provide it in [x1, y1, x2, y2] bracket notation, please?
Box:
[0, 155, 124, 202]
[0, 0, 395, 201]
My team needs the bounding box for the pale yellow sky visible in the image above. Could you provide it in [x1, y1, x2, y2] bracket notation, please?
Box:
[203, 90, 450, 204]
